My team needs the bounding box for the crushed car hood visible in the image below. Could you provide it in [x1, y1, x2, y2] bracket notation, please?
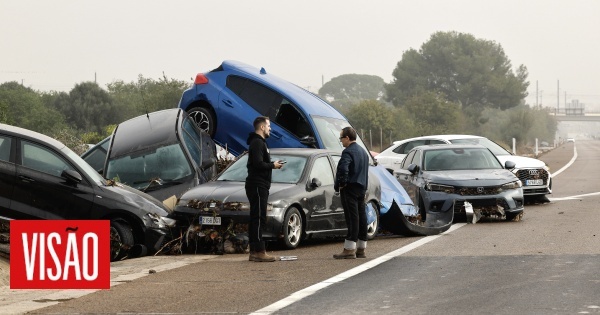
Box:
[495, 155, 546, 168]
[424, 169, 517, 186]
[99, 183, 170, 216]
[178, 180, 292, 202]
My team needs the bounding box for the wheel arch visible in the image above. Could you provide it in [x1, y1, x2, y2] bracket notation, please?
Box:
[101, 211, 146, 245]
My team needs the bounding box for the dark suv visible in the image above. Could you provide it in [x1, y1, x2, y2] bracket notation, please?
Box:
[0, 123, 174, 261]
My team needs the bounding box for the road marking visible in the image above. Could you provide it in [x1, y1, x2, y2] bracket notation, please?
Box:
[550, 144, 577, 178]
[250, 223, 467, 315]
[550, 191, 600, 201]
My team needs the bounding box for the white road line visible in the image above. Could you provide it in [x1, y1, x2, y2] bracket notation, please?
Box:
[550, 144, 577, 178]
[550, 191, 600, 201]
[250, 223, 467, 315]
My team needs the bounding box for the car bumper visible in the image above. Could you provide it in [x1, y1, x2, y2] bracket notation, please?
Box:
[423, 188, 524, 219]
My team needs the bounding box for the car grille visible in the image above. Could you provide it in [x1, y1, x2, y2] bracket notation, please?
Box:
[515, 168, 549, 185]
[455, 186, 501, 195]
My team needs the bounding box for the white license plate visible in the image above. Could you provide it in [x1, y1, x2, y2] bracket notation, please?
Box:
[200, 216, 221, 225]
[525, 179, 543, 186]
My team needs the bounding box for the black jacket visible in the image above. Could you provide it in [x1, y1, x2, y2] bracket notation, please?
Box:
[246, 132, 274, 189]
[335, 142, 369, 193]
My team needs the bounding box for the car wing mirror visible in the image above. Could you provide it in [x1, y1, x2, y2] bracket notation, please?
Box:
[408, 163, 419, 175]
[300, 136, 317, 148]
[200, 157, 216, 170]
[61, 169, 82, 184]
[504, 160, 516, 170]
[308, 178, 321, 189]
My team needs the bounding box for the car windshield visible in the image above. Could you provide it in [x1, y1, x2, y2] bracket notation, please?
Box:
[105, 143, 193, 189]
[424, 148, 503, 171]
[311, 116, 374, 164]
[62, 147, 106, 185]
[449, 138, 511, 156]
[218, 154, 307, 184]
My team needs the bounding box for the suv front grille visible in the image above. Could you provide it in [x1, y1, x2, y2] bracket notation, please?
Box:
[515, 168, 549, 185]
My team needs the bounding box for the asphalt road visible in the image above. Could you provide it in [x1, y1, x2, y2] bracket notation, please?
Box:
[2, 141, 598, 314]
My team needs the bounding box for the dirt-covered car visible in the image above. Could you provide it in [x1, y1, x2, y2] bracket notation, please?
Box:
[377, 134, 551, 201]
[82, 108, 218, 202]
[394, 144, 525, 223]
[0, 123, 174, 261]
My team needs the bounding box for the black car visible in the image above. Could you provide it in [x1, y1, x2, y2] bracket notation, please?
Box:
[172, 148, 448, 250]
[394, 144, 525, 222]
[83, 108, 218, 202]
[0, 123, 175, 261]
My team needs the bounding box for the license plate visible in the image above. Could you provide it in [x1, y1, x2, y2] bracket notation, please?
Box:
[525, 179, 543, 186]
[200, 216, 221, 225]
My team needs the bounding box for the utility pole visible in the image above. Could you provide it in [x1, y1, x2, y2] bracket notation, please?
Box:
[557, 80, 560, 114]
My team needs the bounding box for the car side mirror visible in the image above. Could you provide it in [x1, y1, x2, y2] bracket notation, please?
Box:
[61, 169, 82, 184]
[300, 136, 317, 148]
[201, 157, 216, 170]
[408, 163, 419, 175]
[504, 161, 516, 170]
[308, 178, 321, 189]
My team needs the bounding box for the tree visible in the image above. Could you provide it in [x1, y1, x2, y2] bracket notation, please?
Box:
[345, 100, 398, 151]
[319, 74, 386, 108]
[402, 91, 465, 136]
[61, 82, 118, 133]
[386, 31, 529, 112]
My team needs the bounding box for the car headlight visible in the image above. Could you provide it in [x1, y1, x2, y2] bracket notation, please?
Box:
[223, 202, 250, 211]
[147, 213, 176, 228]
[498, 180, 522, 192]
[425, 183, 455, 194]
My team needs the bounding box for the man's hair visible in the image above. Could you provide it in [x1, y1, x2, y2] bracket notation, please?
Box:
[341, 126, 357, 141]
[253, 116, 270, 131]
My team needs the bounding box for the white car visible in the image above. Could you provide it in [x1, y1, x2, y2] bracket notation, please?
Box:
[376, 135, 552, 199]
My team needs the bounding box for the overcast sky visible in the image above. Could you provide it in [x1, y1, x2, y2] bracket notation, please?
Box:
[1, 0, 599, 110]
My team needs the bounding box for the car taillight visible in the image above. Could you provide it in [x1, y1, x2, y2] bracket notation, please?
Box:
[194, 73, 208, 85]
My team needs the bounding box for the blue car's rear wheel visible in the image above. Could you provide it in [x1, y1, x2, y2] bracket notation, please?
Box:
[187, 107, 215, 137]
[366, 201, 379, 240]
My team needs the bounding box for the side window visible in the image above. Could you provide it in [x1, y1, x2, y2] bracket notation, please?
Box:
[0, 135, 11, 162]
[230, 76, 283, 118]
[401, 151, 416, 170]
[274, 101, 312, 139]
[410, 150, 422, 166]
[182, 118, 203, 167]
[331, 155, 341, 169]
[21, 141, 74, 177]
[82, 137, 110, 172]
[309, 156, 335, 186]
[401, 140, 427, 154]
[428, 140, 446, 145]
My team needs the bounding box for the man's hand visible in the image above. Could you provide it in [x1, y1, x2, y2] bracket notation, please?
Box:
[273, 160, 284, 169]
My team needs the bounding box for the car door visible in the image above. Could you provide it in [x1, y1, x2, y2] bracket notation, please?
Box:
[304, 155, 344, 233]
[11, 139, 95, 220]
[221, 76, 300, 152]
[0, 135, 16, 218]
[395, 149, 422, 206]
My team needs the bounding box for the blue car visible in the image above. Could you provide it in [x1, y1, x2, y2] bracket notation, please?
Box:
[179, 60, 363, 156]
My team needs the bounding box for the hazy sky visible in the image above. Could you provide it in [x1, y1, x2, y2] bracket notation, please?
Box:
[1, 0, 599, 109]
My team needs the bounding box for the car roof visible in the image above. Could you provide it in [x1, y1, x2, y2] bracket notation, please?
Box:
[414, 143, 487, 151]
[0, 123, 66, 150]
[241, 148, 340, 157]
[392, 134, 484, 145]
[219, 60, 346, 119]
[110, 108, 182, 157]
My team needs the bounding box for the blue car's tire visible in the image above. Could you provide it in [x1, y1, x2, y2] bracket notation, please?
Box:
[187, 107, 215, 137]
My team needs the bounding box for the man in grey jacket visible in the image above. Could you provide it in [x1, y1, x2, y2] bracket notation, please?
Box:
[334, 126, 369, 259]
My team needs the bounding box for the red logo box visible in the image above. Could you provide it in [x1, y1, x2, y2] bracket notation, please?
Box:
[10, 220, 110, 289]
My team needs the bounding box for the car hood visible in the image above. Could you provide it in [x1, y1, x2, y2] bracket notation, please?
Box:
[424, 169, 517, 186]
[178, 181, 293, 203]
[99, 183, 170, 216]
[495, 155, 546, 168]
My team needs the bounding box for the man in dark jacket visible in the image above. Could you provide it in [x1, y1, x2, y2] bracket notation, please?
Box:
[334, 126, 369, 259]
[246, 116, 284, 262]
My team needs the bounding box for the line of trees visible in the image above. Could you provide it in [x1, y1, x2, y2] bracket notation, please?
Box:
[319, 31, 557, 152]
[0, 74, 189, 153]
